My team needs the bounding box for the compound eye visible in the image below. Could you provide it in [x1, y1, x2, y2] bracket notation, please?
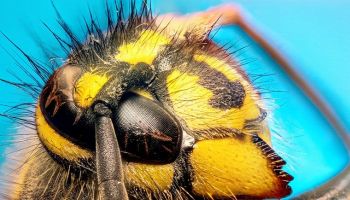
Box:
[39, 64, 182, 164]
[39, 65, 94, 146]
[114, 92, 183, 164]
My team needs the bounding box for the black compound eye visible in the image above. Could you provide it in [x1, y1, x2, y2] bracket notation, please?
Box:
[114, 92, 183, 164]
[39, 64, 182, 164]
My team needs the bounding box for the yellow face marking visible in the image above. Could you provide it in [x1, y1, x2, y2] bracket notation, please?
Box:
[36, 104, 93, 161]
[74, 72, 109, 108]
[190, 137, 287, 198]
[125, 163, 174, 191]
[166, 70, 260, 135]
[115, 29, 171, 65]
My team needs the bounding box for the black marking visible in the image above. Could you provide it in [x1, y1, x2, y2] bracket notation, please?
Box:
[188, 60, 246, 110]
[170, 149, 195, 199]
[251, 134, 294, 183]
[152, 49, 246, 110]
[191, 127, 245, 140]
[209, 80, 245, 109]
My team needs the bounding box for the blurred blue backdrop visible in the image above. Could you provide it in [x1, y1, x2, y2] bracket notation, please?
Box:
[0, 0, 349, 198]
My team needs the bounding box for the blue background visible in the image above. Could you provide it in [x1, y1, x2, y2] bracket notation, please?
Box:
[0, 0, 349, 198]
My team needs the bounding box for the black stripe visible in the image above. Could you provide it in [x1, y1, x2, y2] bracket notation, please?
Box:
[170, 149, 195, 199]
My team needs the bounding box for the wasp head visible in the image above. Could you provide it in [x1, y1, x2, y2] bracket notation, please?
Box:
[22, 2, 293, 199]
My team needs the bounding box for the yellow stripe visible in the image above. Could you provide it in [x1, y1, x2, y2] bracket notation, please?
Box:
[190, 137, 286, 198]
[125, 163, 174, 191]
[74, 72, 109, 108]
[166, 70, 260, 135]
[36, 104, 93, 161]
[115, 30, 171, 65]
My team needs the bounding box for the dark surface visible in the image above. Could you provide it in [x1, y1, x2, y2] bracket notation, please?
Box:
[95, 105, 128, 200]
